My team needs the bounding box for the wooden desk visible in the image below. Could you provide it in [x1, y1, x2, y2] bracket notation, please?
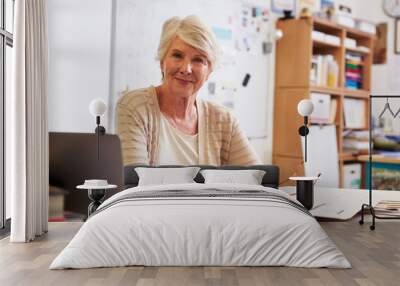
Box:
[358, 154, 400, 164]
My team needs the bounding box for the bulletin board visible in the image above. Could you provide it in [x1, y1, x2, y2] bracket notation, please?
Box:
[109, 0, 273, 138]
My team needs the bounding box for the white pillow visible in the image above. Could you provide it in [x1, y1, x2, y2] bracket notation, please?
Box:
[200, 169, 266, 185]
[135, 167, 200, 186]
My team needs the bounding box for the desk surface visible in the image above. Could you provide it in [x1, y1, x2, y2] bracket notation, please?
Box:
[358, 154, 400, 164]
[280, 186, 400, 220]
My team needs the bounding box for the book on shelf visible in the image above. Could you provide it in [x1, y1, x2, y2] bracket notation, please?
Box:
[310, 56, 318, 85]
[310, 55, 339, 87]
[343, 98, 366, 128]
[49, 185, 67, 219]
[345, 52, 363, 89]
[333, 14, 355, 28]
[343, 140, 369, 151]
[309, 93, 337, 124]
[329, 98, 337, 124]
[343, 130, 370, 152]
[357, 20, 376, 35]
[310, 93, 330, 123]
[344, 38, 357, 49]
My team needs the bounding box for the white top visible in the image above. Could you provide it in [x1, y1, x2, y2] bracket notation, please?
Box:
[156, 114, 199, 165]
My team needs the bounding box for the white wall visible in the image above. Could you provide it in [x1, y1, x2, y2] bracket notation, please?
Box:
[47, 0, 112, 132]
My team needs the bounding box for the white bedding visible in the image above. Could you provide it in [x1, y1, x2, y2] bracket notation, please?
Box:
[50, 183, 351, 269]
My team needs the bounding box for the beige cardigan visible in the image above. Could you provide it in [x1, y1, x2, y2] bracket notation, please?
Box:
[116, 86, 260, 166]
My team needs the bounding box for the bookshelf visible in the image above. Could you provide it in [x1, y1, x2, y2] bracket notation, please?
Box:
[273, 17, 375, 187]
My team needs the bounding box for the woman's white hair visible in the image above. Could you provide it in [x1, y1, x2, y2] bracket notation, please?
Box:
[156, 15, 220, 70]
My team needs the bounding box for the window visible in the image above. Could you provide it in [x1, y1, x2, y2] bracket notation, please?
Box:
[1, 0, 14, 231]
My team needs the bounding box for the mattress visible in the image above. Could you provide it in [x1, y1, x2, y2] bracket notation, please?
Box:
[50, 183, 351, 269]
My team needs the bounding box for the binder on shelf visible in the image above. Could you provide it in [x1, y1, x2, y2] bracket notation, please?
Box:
[343, 98, 366, 128]
[310, 56, 319, 84]
[329, 98, 337, 124]
[310, 93, 331, 124]
[310, 55, 339, 87]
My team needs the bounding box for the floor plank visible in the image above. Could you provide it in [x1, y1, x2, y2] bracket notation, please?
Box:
[0, 218, 399, 286]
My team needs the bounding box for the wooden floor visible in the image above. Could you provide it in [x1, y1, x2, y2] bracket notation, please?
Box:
[0, 218, 399, 286]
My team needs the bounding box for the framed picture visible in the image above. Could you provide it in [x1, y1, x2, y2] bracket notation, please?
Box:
[271, 0, 296, 15]
[299, 0, 320, 13]
[396, 18, 400, 54]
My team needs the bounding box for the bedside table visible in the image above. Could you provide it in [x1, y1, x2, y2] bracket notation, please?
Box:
[77, 180, 117, 217]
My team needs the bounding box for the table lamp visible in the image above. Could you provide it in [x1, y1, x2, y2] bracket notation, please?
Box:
[290, 99, 317, 210]
[297, 99, 314, 162]
[89, 99, 107, 160]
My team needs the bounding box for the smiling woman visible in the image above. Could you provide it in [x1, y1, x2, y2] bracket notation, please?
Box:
[116, 15, 260, 166]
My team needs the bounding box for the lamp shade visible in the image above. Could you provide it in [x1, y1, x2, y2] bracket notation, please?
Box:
[89, 99, 107, 117]
[297, 99, 314, 117]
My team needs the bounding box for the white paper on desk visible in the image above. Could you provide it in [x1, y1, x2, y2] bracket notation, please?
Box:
[302, 125, 339, 188]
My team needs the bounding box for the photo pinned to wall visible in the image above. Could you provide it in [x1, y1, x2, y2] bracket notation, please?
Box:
[320, 0, 334, 10]
[205, 2, 271, 114]
[206, 80, 237, 109]
[298, 0, 320, 16]
[271, 0, 296, 15]
[236, 2, 270, 55]
[206, 10, 238, 106]
[212, 25, 236, 66]
[220, 82, 237, 109]
[317, 0, 335, 18]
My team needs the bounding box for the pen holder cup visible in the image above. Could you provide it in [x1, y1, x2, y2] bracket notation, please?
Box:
[296, 180, 314, 210]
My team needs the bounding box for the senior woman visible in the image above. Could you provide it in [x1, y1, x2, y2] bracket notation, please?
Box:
[117, 15, 260, 166]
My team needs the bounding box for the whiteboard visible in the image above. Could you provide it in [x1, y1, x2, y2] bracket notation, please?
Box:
[109, 0, 272, 138]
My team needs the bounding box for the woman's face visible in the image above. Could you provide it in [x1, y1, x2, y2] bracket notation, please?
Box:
[161, 37, 212, 98]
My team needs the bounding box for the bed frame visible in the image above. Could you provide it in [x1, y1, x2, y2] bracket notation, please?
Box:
[124, 165, 280, 189]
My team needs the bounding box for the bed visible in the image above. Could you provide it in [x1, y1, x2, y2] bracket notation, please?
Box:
[50, 165, 350, 269]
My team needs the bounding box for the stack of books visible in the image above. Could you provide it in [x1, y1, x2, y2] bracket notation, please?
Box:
[49, 185, 67, 222]
[343, 130, 369, 153]
[375, 201, 400, 217]
[49, 186, 86, 222]
[345, 52, 363, 89]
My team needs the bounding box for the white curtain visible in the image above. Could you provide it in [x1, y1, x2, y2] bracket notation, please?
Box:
[9, 0, 49, 242]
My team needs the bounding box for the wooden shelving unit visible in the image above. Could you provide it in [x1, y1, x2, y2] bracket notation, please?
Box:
[273, 17, 375, 187]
